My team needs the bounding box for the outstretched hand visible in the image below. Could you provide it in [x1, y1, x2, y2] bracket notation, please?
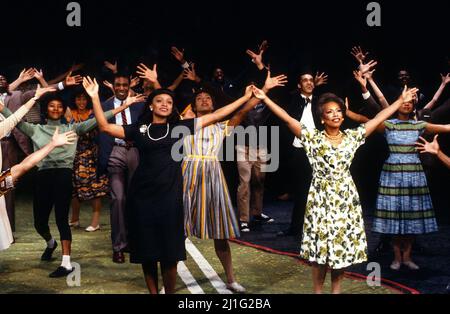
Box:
[51, 127, 78, 147]
[183, 63, 198, 81]
[123, 94, 147, 107]
[137, 63, 158, 83]
[18, 68, 36, 82]
[252, 86, 267, 100]
[351, 46, 369, 64]
[246, 48, 265, 70]
[359, 60, 378, 75]
[353, 70, 367, 88]
[314, 72, 328, 86]
[82, 76, 100, 97]
[171, 47, 186, 64]
[441, 73, 450, 85]
[416, 135, 439, 155]
[264, 71, 288, 90]
[34, 85, 57, 100]
[104, 61, 118, 74]
[65, 71, 83, 86]
[401, 86, 419, 103]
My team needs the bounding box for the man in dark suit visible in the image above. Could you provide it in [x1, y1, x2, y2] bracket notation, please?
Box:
[278, 71, 324, 237]
[98, 73, 144, 263]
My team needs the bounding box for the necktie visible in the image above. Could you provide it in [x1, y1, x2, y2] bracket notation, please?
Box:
[304, 97, 311, 105]
[120, 102, 128, 125]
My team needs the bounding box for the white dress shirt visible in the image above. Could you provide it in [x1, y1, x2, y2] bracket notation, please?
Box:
[113, 98, 132, 145]
[293, 95, 315, 148]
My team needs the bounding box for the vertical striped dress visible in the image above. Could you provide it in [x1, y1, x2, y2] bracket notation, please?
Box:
[182, 121, 240, 239]
[372, 119, 438, 235]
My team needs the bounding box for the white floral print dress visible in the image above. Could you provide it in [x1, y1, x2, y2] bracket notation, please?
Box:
[297, 123, 368, 269]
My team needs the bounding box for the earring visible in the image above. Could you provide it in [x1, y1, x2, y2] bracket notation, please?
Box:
[321, 121, 324, 124]
[150, 107, 153, 111]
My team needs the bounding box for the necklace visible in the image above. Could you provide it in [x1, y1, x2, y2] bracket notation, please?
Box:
[324, 131, 344, 147]
[147, 123, 170, 141]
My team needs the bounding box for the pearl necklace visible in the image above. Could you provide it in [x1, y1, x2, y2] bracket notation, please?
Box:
[147, 123, 170, 141]
[324, 131, 344, 147]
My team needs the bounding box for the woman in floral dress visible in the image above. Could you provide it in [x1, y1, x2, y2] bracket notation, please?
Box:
[68, 91, 109, 232]
[252, 86, 418, 293]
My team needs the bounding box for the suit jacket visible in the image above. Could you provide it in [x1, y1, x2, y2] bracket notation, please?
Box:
[287, 90, 322, 131]
[97, 98, 145, 174]
[2, 90, 35, 155]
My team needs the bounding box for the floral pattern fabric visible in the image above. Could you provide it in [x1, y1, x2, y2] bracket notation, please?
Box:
[297, 124, 368, 269]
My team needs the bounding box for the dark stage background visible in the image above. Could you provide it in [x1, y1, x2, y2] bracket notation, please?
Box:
[2, 0, 450, 222]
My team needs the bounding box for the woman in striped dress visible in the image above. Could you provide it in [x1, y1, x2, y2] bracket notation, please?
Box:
[347, 86, 450, 270]
[183, 73, 286, 292]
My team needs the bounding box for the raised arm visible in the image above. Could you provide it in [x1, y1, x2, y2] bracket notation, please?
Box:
[365, 69, 390, 109]
[228, 71, 288, 127]
[416, 135, 450, 169]
[32, 68, 49, 87]
[136, 63, 162, 90]
[197, 86, 253, 129]
[10, 128, 77, 181]
[365, 86, 419, 137]
[83, 77, 127, 139]
[252, 87, 301, 138]
[422, 73, 450, 111]
[167, 71, 185, 91]
[0, 85, 56, 137]
[8, 68, 36, 92]
[344, 97, 370, 124]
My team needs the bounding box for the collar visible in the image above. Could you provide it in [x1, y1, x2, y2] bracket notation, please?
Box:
[47, 119, 63, 126]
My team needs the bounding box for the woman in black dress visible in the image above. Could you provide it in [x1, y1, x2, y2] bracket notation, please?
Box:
[83, 76, 253, 294]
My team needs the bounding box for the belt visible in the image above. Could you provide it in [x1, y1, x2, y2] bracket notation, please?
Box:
[185, 155, 218, 160]
[114, 142, 134, 149]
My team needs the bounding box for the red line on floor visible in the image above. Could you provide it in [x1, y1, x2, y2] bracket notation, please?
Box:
[230, 238, 420, 295]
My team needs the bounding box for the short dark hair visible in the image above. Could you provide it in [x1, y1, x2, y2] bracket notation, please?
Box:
[191, 89, 215, 114]
[316, 93, 346, 118]
[113, 72, 130, 84]
[138, 89, 180, 124]
[40, 93, 68, 117]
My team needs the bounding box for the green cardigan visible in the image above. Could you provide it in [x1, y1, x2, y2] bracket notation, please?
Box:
[1, 107, 114, 171]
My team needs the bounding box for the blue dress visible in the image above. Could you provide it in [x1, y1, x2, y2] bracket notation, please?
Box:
[372, 119, 438, 235]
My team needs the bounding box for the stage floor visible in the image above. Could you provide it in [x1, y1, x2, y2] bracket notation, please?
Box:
[2, 195, 445, 294]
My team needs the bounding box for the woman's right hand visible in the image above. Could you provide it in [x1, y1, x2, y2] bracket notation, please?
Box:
[252, 86, 267, 100]
[82, 76, 100, 97]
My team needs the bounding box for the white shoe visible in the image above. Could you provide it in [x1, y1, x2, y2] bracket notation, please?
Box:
[69, 221, 80, 228]
[226, 282, 246, 293]
[403, 261, 420, 270]
[390, 261, 401, 270]
[85, 225, 100, 232]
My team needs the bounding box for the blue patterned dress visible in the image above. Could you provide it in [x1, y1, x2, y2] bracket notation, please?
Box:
[372, 119, 438, 235]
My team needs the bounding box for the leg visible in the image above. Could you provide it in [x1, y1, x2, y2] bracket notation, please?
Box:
[236, 157, 252, 224]
[54, 169, 73, 256]
[311, 263, 327, 294]
[250, 149, 267, 217]
[70, 198, 81, 224]
[89, 197, 102, 227]
[142, 262, 159, 294]
[1, 139, 19, 232]
[402, 236, 414, 263]
[214, 239, 235, 284]
[107, 147, 128, 253]
[331, 269, 345, 294]
[33, 171, 54, 242]
[161, 261, 178, 294]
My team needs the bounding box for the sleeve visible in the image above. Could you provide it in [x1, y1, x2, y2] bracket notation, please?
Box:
[298, 122, 315, 153]
[123, 124, 139, 142]
[0, 105, 31, 138]
[74, 110, 114, 135]
[0, 107, 36, 137]
[418, 121, 427, 136]
[346, 124, 367, 149]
